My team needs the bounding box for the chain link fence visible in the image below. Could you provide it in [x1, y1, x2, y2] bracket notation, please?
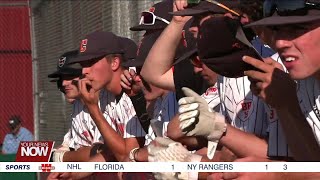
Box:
[0, 0, 34, 154]
[30, 0, 161, 147]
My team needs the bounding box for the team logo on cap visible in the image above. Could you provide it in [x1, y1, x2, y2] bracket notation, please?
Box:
[149, 7, 155, 13]
[58, 57, 66, 67]
[80, 39, 88, 53]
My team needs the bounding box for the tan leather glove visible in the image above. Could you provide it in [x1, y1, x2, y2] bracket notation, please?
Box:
[148, 137, 202, 180]
[178, 87, 227, 159]
[178, 87, 227, 141]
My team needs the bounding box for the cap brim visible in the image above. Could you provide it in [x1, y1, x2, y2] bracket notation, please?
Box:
[122, 59, 145, 68]
[170, 9, 208, 16]
[174, 48, 197, 65]
[130, 23, 167, 31]
[68, 53, 106, 64]
[246, 15, 320, 27]
[48, 68, 82, 78]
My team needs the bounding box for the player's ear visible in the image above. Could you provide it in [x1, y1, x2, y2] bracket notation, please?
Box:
[111, 56, 121, 71]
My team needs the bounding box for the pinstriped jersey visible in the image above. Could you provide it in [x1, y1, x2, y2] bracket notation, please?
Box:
[217, 53, 291, 157]
[296, 77, 320, 145]
[218, 76, 268, 138]
[68, 90, 146, 150]
[145, 92, 178, 145]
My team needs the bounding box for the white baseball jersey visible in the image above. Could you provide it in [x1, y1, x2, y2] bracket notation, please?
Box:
[296, 77, 320, 145]
[67, 90, 146, 150]
[145, 92, 178, 145]
[217, 53, 291, 157]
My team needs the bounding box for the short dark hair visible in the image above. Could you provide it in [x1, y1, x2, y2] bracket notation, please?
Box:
[105, 54, 124, 63]
[239, 0, 264, 22]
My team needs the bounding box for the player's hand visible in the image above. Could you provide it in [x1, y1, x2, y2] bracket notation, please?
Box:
[173, 0, 192, 24]
[178, 87, 227, 142]
[243, 56, 297, 109]
[148, 137, 202, 180]
[78, 78, 99, 108]
[120, 69, 142, 96]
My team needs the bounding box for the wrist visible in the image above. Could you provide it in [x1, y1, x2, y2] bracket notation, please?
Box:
[207, 113, 227, 141]
[129, 148, 139, 162]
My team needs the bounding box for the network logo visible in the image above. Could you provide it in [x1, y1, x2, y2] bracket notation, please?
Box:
[39, 164, 55, 172]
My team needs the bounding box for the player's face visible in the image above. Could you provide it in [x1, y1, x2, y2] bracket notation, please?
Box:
[191, 56, 218, 86]
[81, 57, 113, 91]
[274, 21, 320, 80]
[10, 124, 21, 135]
[61, 75, 80, 99]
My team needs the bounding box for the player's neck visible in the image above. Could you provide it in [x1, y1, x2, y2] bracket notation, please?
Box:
[105, 70, 122, 96]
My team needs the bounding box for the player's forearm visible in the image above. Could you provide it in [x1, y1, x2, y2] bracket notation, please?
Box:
[141, 20, 184, 89]
[87, 105, 127, 161]
[220, 124, 268, 158]
[63, 147, 91, 162]
[167, 114, 215, 150]
[277, 101, 320, 161]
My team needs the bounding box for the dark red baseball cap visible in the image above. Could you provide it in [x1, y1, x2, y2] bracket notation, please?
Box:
[171, 0, 240, 16]
[120, 37, 138, 62]
[68, 31, 124, 64]
[197, 16, 262, 78]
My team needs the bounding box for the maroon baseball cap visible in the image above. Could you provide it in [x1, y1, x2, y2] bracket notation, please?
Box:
[68, 31, 124, 64]
[123, 31, 163, 68]
[130, 0, 173, 31]
[197, 16, 262, 78]
[171, 0, 240, 16]
[48, 50, 82, 78]
[120, 37, 138, 62]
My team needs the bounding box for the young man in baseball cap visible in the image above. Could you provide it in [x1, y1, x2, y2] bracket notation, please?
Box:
[48, 33, 146, 179]
[243, 0, 320, 161]
[72, 31, 146, 160]
[142, 1, 294, 179]
[48, 50, 117, 165]
[214, 0, 320, 179]
[120, 31, 179, 162]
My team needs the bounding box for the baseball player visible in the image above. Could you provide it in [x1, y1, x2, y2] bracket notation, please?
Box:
[243, 0, 320, 161]
[142, 1, 292, 179]
[120, 30, 179, 163]
[213, 0, 320, 178]
[48, 50, 122, 180]
[48, 32, 146, 180]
